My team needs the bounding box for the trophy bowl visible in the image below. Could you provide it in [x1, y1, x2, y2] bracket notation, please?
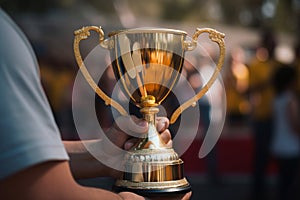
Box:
[73, 26, 225, 196]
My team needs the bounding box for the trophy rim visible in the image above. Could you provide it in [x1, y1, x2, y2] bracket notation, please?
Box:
[108, 27, 187, 37]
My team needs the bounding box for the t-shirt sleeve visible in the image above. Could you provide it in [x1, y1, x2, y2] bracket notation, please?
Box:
[0, 9, 69, 180]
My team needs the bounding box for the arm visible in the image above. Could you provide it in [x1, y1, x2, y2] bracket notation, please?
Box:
[0, 161, 144, 200]
[0, 116, 173, 199]
[63, 140, 112, 179]
[0, 160, 191, 200]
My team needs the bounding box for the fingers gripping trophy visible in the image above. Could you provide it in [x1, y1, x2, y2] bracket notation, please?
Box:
[73, 26, 225, 196]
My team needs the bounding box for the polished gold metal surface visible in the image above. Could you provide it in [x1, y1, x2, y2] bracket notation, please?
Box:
[108, 30, 185, 107]
[123, 148, 183, 182]
[115, 178, 189, 190]
[73, 26, 225, 195]
[108, 27, 187, 37]
[136, 106, 166, 150]
[115, 147, 190, 193]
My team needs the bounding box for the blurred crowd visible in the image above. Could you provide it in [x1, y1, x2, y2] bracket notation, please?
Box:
[224, 28, 300, 200]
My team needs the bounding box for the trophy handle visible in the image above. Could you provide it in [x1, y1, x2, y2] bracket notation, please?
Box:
[73, 26, 127, 116]
[170, 28, 225, 124]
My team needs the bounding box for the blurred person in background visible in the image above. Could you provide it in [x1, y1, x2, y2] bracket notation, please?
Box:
[294, 39, 300, 98]
[0, 8, 191, 200]
[271, 65, 300, 200]
[247, 27, 280, 200]
[225, 46, 250, 125]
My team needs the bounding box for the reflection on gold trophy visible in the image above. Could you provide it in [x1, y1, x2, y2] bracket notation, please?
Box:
[73, 27, 225, 196]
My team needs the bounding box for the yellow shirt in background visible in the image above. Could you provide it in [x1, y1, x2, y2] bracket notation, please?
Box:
[248, 58, 278, 120]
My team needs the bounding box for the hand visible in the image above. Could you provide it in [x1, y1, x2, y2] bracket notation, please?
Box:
[99, 115, 171, 177]
[107, 115, 172, 151]
[65, 115, 171, 179]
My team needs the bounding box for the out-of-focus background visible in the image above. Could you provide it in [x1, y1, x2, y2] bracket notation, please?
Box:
[2, 0, 300, 199]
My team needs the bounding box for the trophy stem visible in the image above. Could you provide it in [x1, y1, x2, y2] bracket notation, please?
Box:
[135, 106, 166, 150]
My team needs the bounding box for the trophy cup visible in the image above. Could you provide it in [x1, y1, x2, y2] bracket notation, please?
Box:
[73, 26, 225, 196]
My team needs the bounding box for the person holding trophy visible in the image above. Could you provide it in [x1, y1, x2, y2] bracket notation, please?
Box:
[0, 8, 193, 200]
[0, 0, 226, 197]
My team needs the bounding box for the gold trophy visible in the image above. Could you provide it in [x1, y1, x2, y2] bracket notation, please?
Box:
[73, 26, 225, 196]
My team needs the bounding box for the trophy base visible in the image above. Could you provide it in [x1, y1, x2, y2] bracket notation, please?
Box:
[113, 180, 191, 197]
[113, 148, 191, 197]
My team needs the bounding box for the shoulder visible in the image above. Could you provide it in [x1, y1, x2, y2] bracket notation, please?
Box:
[0, 8, 39, 73]
[0, 9, 69, 181]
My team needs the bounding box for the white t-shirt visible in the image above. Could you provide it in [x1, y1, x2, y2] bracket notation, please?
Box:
[271, 91, 300, 158]
[0, 8, 69, 180]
